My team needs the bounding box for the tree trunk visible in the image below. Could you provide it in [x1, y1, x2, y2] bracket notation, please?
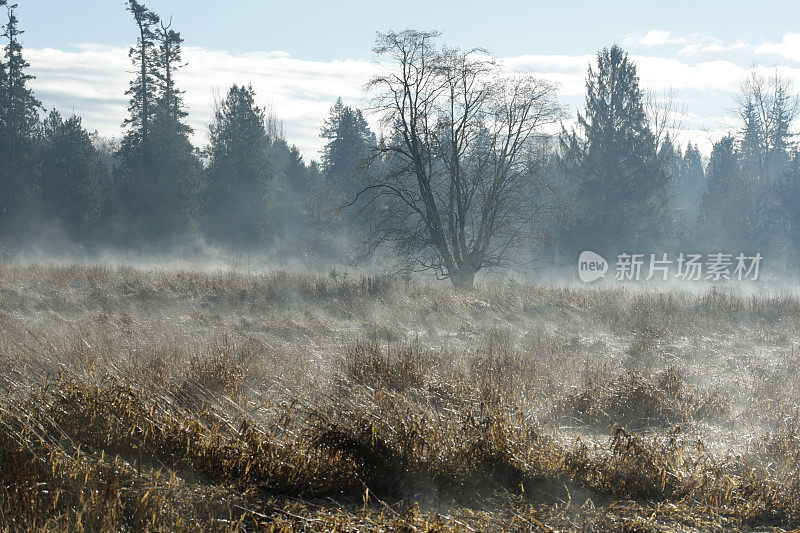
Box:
[450, 267, 475, 290]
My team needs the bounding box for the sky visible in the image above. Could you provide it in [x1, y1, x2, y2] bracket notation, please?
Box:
[12, 0, 800, 159]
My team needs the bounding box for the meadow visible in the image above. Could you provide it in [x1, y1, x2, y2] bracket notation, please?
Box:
[0, 264, 799, 531]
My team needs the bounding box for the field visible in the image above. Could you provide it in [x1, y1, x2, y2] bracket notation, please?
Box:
[0, 264, 799, 531]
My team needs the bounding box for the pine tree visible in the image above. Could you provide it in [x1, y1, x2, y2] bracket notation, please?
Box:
[115, 2, 201, 246]
[0, 3, 41, 234]
[154, 18, 189, 131]
[740, 99, 763, 179]
[284, 145, 309, 193]
[272, 144, 314, 240]
[738, 71, 797, 182]
[667, 139, 706, 232]
[560, 44, 671, 254]
[734, 72, 797, 250]
[114, 0, 158, 244]
[320, 98, 375, 196]
[680, 142, 705, 228]
[121, 0, 159, 153]
[698, 136, 753, 248]
[149, 17, 201, 242]
[203, 84, 273, 248]
[39, 110, 106, 240]
[776, 152, 800, 263]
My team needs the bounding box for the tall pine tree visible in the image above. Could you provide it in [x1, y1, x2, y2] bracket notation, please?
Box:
[154, 18, 189, 131]
[320, 98, 374, 197]
[697, 135, 753, 248]
[0, 3, 41, 236]
[116, 1, 200, 246]
[560, 45, 671, 254]
[668, 140, 705, 232]
[121, 0, 159, 154]
[149, 16, 201, 243]
[203, 84, 273, 248]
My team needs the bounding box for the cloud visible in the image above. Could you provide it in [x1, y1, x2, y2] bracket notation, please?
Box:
[678, 40, 750, 56]
[27, 45, 376, 161]
[625, 30, 688, 48]
[625, 30, 752, 56]
[25, 42, 800, 159]
[755, 33, 800, 62]
[640, 30, 684, 48]
[502, 54, 591, 96]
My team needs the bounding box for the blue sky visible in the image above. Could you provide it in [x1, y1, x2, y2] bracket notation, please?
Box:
[16, 1, 800, 60]
[12, 1, 800, 158]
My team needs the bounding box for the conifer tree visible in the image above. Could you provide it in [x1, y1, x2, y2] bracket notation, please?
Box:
[116, 1, 201, 246]
[203, 84, 273, 248]
[698, 136, 753, 248]
[121, 0, 159, 154]
[0, 3, 41, 233]
[39, 110, 106, 240]
[320, 98, 375, 196]
[154, 18, 189, 130]
[560, 45, 671, 253]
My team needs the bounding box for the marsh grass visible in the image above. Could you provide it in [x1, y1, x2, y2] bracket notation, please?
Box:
[0, 264, 798, 530]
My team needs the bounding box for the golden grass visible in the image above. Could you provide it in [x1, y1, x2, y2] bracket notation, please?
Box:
[0, 264, 799, 531]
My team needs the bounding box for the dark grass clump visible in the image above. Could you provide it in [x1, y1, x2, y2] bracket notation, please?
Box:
[560, 366, 732, 430]
[342, 341, 431, 391]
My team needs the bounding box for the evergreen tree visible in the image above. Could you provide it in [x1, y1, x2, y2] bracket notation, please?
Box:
[115, 2, 200, 246]
[697, 136, 753, 248]
[776, 152, 800, 263]
[39, 110, 106, 240]
[272, 144, 315, 240]
[114, 0, 159, 244]
[737, 71, 797, 182]
[0, 3, 41, 234]
[671, 141, 705, 231]
[121, 0, 159, 154]
[285, 146, 310, 194]
[203, 84, 273, 248]
[735, 72, 797, 251]
[320, 98, 375, 196]
[149, 17, 201, 242]
[560, 45, 671, 254]
[154, 18, 189, 130]
[740, 99, 763, 179]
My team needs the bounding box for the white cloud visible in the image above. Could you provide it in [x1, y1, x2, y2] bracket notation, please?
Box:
[755, 33, 800, 62]
[25, 42, 800, 159]
[640, 30, 683, 47]
[678, 40, 750, 56]
[27, 45, 376, 161]
[626, 29, 688, 48]
[625, 30, 753, 56]
[502, 54, 591, 96]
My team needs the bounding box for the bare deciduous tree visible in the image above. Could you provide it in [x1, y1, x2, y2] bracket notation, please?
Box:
[738, 70, 799, 180]
[351, 30, 562, 289]
[645, 87, 685, 150]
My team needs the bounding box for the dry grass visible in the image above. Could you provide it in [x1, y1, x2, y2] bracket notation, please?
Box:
[559, 366, 733, 430]
[0, 264, 799, 531]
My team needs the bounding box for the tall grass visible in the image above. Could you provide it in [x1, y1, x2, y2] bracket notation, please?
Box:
[0, 264, 799, 530]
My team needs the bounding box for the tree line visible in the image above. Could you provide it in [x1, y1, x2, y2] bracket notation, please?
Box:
[1, 4, 799, 287]
[0, 1, 337, 255]
[558, 46, 800, 264]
